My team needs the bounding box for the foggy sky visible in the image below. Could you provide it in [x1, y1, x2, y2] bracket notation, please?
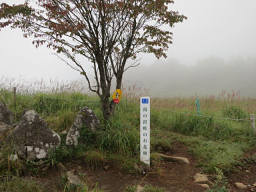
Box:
[0, 0, 256, 96]
[125, 57, 256, 97]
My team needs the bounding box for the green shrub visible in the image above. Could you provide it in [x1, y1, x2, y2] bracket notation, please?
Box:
[223, 106, 247, 120]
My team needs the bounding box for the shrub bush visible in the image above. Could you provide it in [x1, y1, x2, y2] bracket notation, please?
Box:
[223, 106, 247, 120]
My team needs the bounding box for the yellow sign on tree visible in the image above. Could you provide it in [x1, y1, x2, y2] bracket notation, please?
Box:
[112, 89, 122, 104]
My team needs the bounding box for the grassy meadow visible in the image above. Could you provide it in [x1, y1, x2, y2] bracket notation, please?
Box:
[0, 81, 256, 192]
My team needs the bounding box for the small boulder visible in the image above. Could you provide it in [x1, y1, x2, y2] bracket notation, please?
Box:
[194, 173, 209, 183]
[235, 182, 247, 189]
[9, 110, 61, 161]
[66, 107, 100, 146]
[0, 102, 13, 125]
[155, 153, 190, 164]
[66, 170, 83, 186]
[103, 165, 110, 171]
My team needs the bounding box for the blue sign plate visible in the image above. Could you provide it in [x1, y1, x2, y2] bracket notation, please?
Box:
[142, 98, 149, 104]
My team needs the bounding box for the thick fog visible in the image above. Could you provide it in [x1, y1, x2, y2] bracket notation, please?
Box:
[124, 57, 256, 97]
[0, 0, 256, 97]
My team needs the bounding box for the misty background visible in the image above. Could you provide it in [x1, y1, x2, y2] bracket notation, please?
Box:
[0, 0, 256, 97]
[125, 57, 256, 97]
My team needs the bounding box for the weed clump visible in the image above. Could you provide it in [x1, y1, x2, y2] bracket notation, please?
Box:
[97, 121, 139, 155]
[84, 150, 105, 169]
[125, 185, 137, 192]
[223, 106, 248, 120]
[143, 184, 165, 192]
[171, 114, 233, 140]
[107, 154, 140, 174]
[0, 177, 43, 192]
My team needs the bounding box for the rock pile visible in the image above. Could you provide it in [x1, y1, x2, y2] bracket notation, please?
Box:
[66, 106, 100, 146]
[1, 103, 100, 162]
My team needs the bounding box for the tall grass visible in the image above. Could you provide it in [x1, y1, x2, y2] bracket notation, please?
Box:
[97, 122, 139, 155]
[171, 114, 233, 140]
[0, 76, 89, 94]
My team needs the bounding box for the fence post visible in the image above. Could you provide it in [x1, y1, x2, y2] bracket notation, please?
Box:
[13, 87, 17, 120]
[250, 114, 256, 135]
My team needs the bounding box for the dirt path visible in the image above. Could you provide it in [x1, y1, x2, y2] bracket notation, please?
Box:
[68, 143, 207, 192]
[29, 144, 256, 192]
[228, 149, 256, 192]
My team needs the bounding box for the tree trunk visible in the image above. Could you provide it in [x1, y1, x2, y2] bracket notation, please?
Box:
[101, 96, 111, 121]
[116, 74, 123, 90]
[108, 74, 123, 116]
[101, 74, 124, 121]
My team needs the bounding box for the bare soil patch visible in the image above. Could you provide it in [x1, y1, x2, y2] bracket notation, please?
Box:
[228, 149, 256, 192]
[21, 143, 256, 191]
[33, 142, 206, 191]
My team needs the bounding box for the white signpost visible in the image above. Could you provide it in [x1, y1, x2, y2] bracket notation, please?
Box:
[140, 97, 150, 166]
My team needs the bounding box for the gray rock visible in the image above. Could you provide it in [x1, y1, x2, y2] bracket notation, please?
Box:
[194, 173, 209, 183]
[157, 153, 190, 164]
[9, 110, 61, 161]
[0, 102, 13, 125]
[66, 107, 100, 146]
[66, 170, 83, 185]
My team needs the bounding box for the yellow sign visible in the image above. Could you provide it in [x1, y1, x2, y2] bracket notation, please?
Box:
[112, 89, 122, 101]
